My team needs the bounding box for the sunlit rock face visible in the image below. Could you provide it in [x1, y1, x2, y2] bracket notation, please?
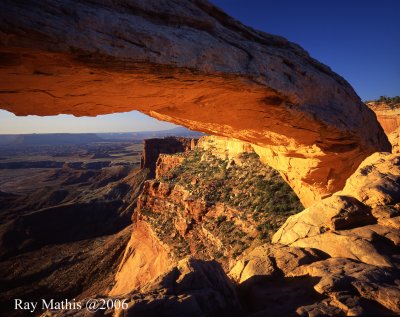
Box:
[367, 102, 400, 135]
[367, 102, 400, 153]
[273, 152, 400, 268]
[389, 128, 400, 153]
[0, 0, 390, 206]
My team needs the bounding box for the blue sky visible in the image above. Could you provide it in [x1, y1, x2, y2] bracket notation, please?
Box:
[212, 0, 400, 100]
[1, 0, 399, 134]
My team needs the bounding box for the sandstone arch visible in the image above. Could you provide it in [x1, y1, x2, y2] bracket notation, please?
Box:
[0, 0, 390, 206]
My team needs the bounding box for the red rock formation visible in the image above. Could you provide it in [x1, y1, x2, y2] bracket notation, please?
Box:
[367, 102, 400, 135]
[0, 3, 399, 316]
[140, 137, 195, 176]
[110, 220, 172, 296]
[0, 0, 390, 206]
[273, 152, 400, 268]
[155, 154, 185, 179]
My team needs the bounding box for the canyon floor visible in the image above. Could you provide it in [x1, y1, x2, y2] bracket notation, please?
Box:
[0, 138, 150, 316]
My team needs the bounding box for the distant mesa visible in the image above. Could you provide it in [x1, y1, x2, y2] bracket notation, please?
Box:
[98, 127, 205, 141]
[141, 137, 197, 177]
[0, 127, 204, 146]
[89, 152, 111, 159]
[0, 133, 103, 146]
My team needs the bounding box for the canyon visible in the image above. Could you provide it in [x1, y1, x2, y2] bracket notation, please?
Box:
[38, 135, 399, 317]
[0, 140, 147, 315]
[0, 0, 399, 316]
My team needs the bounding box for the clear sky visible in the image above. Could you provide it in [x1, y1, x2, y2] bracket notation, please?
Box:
[1, 0, 399, 134]
[212, 0, 400, 100]
[0, 110, 178, 134]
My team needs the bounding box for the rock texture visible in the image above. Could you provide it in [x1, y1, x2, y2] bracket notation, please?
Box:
[273, 153, 400, 266]
[197, 135, 254, 159]
[140, 137, 195, 177]
[0, 0, 390, 206]
[155, 154, 185, 178]
[111, 141, 302, 295]
[47, 258, 243, 317]
[110, 220, 172, 296]
[339, 152, 400, 208]
[390, 127, 400, 153]
[290, 258, 400, 316]
[268, 152, 400, 314]
[367, 101, 400, 135]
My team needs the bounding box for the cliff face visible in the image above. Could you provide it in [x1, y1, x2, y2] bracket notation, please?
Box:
[366, 102, 400, 153]
[367, 102, 400, 135]
[85, 139, 399, 317]
[155, 154, 185, 179]
[140, 137, 196, 177]
[0, 0, 391, 206]
[111, 139, 303, 295]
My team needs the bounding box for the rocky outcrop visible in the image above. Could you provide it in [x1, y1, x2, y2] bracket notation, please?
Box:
[110, 220, 173, 296]
[367, 101, 400, 135]
[0, 0, 390, 206]
[110, 142, 302, 295]
[197, 135, 254, 159]
[140, 137, 195, 177]
[0, 2, 398, 315]
[155, 154, 185, 179]
[390, 127, 400, 153]
[290, 258, 400, 316]
[229, 244, 324, 283]
[226, 242, 400, 316]
[339, 152, 400, 208]
[271, 152, 400, 281]
[47, 258, 243, 317]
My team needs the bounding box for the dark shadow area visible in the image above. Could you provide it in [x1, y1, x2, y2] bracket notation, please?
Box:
[238, 275, 325, 317]
[0, 201, 126, 259]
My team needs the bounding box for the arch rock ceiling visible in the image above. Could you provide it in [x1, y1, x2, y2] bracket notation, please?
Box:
[0, 0, 390, 206]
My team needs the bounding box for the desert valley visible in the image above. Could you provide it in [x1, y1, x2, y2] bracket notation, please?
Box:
[0, 0, 399, 316]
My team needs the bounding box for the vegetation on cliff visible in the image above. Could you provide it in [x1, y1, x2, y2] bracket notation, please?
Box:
[366, 95, 400, 109]
[162, 148, 302, 216]
[138, 147, 303, 266]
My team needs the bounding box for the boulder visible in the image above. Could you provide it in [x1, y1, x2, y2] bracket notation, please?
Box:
[339, 152, 400, 208]
[229, 244, 324, 283]
[272, 195, 375, 245]
[289, 258, 400, 315]
[273, 152, 400, 268]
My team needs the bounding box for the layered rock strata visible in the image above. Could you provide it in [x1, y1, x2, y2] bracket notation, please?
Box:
[367, 101, 400, 135]
[140, 137, 195, 177]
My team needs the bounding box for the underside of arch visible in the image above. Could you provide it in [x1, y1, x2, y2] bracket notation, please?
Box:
[0, 0, 390, 206]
